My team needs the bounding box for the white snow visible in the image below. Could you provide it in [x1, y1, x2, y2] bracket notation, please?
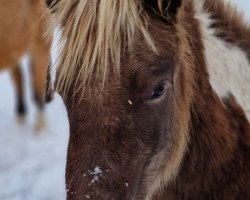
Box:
[0, 34, 69, 200]
[226, 0, 250, 22]
[0, 1, 249, 200]
[89, 166, 103, 185]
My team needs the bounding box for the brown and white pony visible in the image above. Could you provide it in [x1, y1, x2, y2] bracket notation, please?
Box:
[0, 0, 52, 130]
[47, 0, 250, 199]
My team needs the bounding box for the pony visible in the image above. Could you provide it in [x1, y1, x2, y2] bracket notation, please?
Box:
[47, 0, 250, 199]
[0, 0, 52, 130]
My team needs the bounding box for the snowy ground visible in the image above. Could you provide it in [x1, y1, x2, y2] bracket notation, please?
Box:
[227, 0, 250, 21]
[0, 36, 68, 199]
[0, 1, 249, 200]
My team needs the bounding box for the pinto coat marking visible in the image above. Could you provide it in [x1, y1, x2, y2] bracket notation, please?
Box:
[47, 0, 250, 199]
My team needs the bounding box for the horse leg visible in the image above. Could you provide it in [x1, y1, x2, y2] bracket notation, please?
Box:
[30, 36, 51, 132]
[30, 58, 48, 131]
[45, 59, 54, 103]
[11, 64, 26, 123]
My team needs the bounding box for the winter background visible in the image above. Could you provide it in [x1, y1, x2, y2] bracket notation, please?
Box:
[0, 1, 249, 200]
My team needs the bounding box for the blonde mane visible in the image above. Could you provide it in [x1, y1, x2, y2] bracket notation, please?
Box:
[51, 0, 159, 95]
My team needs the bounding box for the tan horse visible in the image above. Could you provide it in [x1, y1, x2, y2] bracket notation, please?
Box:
[0, 0, 52, 130]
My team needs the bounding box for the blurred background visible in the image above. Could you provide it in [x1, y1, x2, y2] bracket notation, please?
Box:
[0, 0, 249, 200]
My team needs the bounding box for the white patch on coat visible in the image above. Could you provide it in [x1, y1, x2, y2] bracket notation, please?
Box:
[194, 0, 250, 120]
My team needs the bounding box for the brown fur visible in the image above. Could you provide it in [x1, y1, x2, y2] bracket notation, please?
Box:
[0, 0, 52, 127]
[203, 0, 250, 59]
[153, 1, 250, 199]
[48, 0, 250, 199]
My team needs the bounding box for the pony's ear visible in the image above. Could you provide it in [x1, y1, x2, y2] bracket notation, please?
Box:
[45, 0, 58, 13]
[143, 0, 182, 21]
[45, 0, 58, 9]
[45, 0, 53, 7]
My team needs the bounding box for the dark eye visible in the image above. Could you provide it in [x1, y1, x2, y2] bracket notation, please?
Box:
[150, 82, 166, 100]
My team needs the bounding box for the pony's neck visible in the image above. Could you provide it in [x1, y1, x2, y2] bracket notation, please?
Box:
[195, 0, 250, 120]
[160, 88, 250, 199]
[154, 81, 250, 200]
[155, 1, 250, 199]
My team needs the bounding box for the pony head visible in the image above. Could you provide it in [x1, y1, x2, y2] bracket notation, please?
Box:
[48, 0, 204, 199]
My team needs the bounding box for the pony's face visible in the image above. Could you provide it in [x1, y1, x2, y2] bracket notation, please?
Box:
[67, 26, 180, 200]
[49, 0, 193, 199]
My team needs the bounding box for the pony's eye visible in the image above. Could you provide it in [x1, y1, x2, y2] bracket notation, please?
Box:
[150, 82, 166, 100]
